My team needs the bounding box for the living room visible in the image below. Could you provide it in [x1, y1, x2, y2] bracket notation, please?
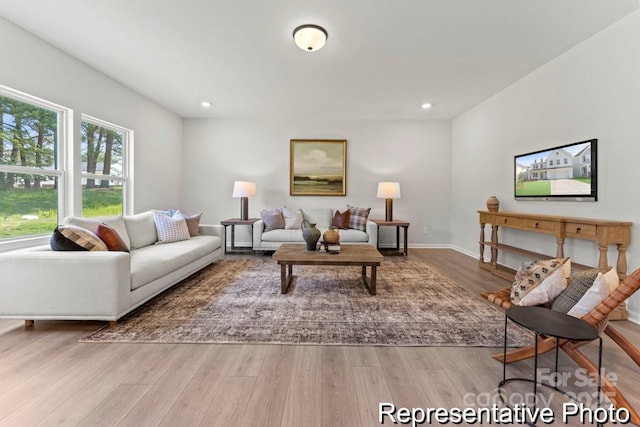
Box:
[1, 1, 640, 425]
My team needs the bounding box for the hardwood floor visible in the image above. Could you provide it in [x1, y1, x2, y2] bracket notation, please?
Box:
[1, 249, 639, 426]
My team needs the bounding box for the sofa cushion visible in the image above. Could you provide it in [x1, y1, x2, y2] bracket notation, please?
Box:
[337, 228, 369, 242]
[124, 211, 158, 249]
[130, 235, 222, 290]
[261, 208, 285, 231]
[283, 208, 303, 229]
[95, 223, 129, 252]
[347, 206, 371, 231]
[302, 208, 333, 229]
[154, 211, 191, 244]
[261, 229, 304, 242]
[64, 215, 131, 251]
[51, 224, 108, 251]
[332, 209, 350, 229]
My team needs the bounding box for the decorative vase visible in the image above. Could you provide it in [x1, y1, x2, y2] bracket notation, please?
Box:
[322, 227, 340, 245]
[486, 195, 500, 212]
[301, 219, 321, 251]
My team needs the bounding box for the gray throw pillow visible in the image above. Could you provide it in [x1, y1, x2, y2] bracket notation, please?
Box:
[261, 208, 285, 231]
[551, 267, 609, 313]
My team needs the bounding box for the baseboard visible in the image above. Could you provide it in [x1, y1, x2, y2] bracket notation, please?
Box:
[449, 245, 477, 259]
[627, 310, 640, 325]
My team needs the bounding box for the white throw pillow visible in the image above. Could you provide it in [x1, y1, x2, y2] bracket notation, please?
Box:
[154, 210, 191, 244]
[516, 259, 571, 306]
[124, 211, 158, 249]
[282, 208, 303, 230]
[568, 268, 619, 318]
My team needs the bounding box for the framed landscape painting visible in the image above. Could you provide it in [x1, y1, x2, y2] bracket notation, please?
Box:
[290, 139, 347, 196]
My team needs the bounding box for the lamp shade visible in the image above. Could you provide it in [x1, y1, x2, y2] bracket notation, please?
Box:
[232, 181, 256, 198]
[376, 182, 401, 199]
[293, 24, 328, 52]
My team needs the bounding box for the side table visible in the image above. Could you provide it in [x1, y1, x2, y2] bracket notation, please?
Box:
[220, 218, 259, 254]
[500, 306, 602, 426]
[370, 219, 409, 256]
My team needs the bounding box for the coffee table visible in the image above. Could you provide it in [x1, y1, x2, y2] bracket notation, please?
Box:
[272, 244, 384, 295]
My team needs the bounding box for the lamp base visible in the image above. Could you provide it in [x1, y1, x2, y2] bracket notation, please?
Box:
[240, 197, 249, 221]
[385, 198, 393, 222]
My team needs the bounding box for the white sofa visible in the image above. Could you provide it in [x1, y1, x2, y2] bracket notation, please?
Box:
[0, 212, 224, 323]
[253, 207, 377, 252]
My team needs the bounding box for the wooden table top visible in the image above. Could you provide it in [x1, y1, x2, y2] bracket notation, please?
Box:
[272, 244, 383, 265]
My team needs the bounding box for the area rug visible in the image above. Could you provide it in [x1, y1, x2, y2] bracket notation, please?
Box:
[82, 257, 531, 346]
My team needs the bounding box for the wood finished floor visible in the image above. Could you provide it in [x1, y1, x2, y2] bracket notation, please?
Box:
[1, 249, 639, 426]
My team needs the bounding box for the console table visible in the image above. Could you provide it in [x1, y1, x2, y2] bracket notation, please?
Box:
[478, 211, 631, 318]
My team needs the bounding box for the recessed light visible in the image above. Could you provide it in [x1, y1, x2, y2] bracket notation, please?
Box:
[200, 101, 212, 108]
[421, 102, 432, 110]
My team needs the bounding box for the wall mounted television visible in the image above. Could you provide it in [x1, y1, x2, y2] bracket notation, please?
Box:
[514, 138, 597, 201]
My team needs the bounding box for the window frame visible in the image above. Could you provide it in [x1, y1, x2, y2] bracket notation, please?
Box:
[79, 114, 134, 217]
[0, 84, 71, 244]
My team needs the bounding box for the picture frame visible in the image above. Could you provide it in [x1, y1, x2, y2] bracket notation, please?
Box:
[290, 139, 347, 196]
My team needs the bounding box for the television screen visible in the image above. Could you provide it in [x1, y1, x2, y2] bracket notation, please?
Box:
[514, 139, 597, 201]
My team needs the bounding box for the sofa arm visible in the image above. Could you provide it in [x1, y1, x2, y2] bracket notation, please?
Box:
[0, 246, 131, 320]
[253, 219, 265, 250]
[366, 220, 378, 247]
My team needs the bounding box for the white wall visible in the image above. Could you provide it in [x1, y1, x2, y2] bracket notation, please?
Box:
[451, 10, 640, 320]
[182, 119, 452, 247]
[0, 16, 183, 215]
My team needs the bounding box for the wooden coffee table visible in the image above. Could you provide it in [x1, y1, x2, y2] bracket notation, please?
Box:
[272, 244, 384, 295]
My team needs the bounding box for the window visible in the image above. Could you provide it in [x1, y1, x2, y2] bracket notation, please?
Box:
[1, 85, 133, 244]
[80, 116, 131, 217]
[564, 158, 568, 164]
[0, 87, 67, 240]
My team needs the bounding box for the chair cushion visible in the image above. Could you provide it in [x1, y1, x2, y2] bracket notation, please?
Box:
[511, 258, 570, 306]
[551, 267, 609, 313]
[568, 268, 619, 318]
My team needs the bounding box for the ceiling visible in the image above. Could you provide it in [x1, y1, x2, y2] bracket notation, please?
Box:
[0, 0, 637, 120]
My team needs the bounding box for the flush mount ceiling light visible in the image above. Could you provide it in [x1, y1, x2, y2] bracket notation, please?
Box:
[421, 102, 432, 110]
[293, 24, 328, 52]
[200, 101, 212, 108]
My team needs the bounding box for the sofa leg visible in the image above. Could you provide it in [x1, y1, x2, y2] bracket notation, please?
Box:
[25, 319, 34, 327]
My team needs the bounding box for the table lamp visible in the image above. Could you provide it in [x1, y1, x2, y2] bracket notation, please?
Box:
[232, 181, 256, 220]
[377, 182, 401, 221]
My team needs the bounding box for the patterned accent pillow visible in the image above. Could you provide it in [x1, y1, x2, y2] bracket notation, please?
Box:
[331, 209, 350, 229]
[551, 267, 610, 313]
[282, 208, 303, 230]
[510, 258, 570, 305]
[50, 224, 108, 251]
[261, 208, 285, 231]
[95, 223, 129, 252]
[153, 211, 191, 244]
[347, 206, 371, 231]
